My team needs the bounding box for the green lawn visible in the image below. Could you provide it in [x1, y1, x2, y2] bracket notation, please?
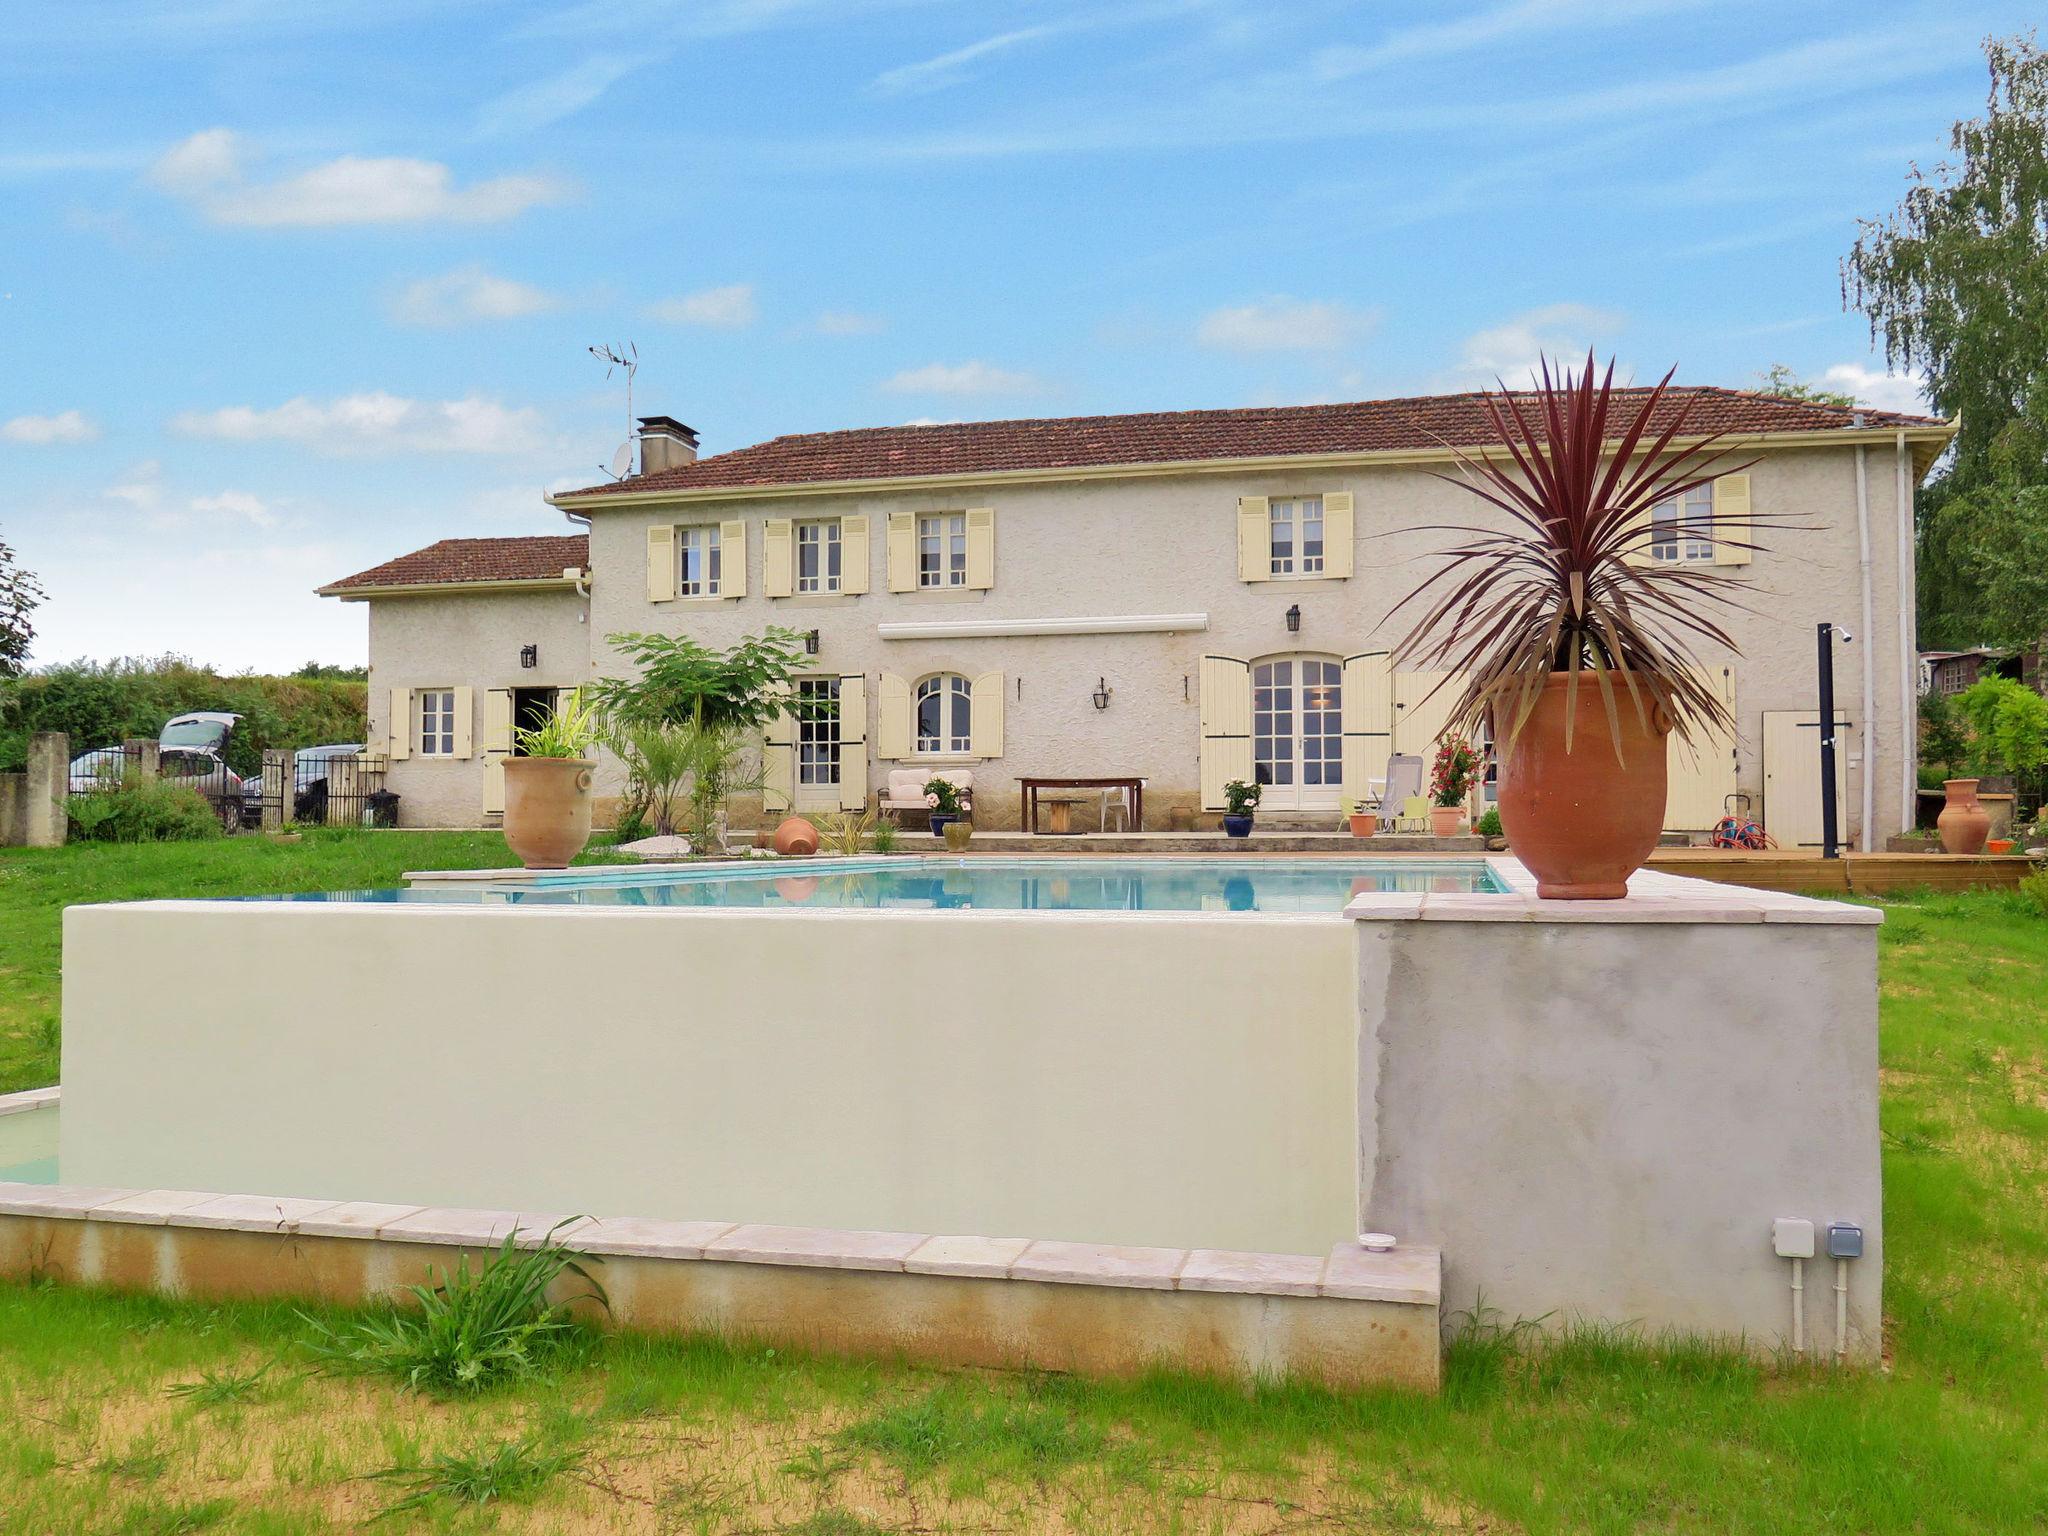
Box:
[0, 841, 2044, 1532]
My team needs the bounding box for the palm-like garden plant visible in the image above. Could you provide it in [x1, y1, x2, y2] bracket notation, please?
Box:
[1389, 354, 1760, 758]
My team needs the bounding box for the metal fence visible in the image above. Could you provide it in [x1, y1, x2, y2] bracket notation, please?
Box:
[69, 743, 249, 831]
[267, 751, 391, 828]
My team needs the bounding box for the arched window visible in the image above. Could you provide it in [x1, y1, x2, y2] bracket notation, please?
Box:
[915, 673, 972, 755]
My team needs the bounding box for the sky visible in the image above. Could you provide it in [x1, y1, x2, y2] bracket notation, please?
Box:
[0, 0, 2033, 672]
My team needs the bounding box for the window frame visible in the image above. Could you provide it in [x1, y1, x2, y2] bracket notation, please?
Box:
[1268, 496, 1325, 579]
[677, 523, 724, 598]
[796, 519, 842, 595]
[914, 672, 973, 755]
[1649, 483, 1715, 564]
[796, 676, 842, 787]
[417, 688, 458, 758]
[917, 513, 968, 589]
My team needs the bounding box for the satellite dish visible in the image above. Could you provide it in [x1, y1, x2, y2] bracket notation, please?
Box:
[609, 441, 634, 480]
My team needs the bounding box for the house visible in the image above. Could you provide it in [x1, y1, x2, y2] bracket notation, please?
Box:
[1919, 646, 2041, 697]
[319, 389, 1956, 846]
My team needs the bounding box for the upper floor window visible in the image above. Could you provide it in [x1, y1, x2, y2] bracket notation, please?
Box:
[1651, 485, 1715, 563]
[797, 520, 842, 594]
[797, 677, 841, 785]
[915, 673, 972, 754]
[679, 524, 722, 597]
[1270, 497, 1324, 578]
[919, 514, 967, 588]
[418, 689, 457, 757]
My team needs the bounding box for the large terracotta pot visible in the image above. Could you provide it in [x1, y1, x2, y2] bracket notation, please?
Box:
[1936, 778, 1991, 855]
[1428, 806, 1464, 838]
[1497, 673, 1671, 899]
[773, 816, 820, 856]
[501, 757, 595, 869]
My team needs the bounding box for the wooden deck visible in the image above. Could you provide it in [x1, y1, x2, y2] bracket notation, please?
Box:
[1645, 848, 2036, 895]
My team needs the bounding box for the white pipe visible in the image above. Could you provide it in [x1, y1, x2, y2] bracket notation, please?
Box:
[1854, 442, 1876, 852]
[1897, 432, 1918, 834]
[1791, 1256, 1806, 1355]
[1834, 1257, 1850, 1362]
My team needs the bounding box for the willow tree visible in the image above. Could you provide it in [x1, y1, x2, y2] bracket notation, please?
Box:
[1844, 33, 2048, 649]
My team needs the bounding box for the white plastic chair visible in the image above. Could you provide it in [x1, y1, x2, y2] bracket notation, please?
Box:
[1372, 755, 1425, 832]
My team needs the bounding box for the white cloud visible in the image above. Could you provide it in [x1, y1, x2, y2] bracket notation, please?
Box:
[187, 490, 278, 528]
[813, 310, 887, 337]
[171, 393, 549, 456]
[883, 361, 1042, 396]
[1442, 303, 1625, 389]
[1197, 297, 1378, 353]
[871, 26, 1057, 96]
[474, 53, 646, 137]
[105, 460, 164, 514]
[646, 283, 758, 328]
[390, 264, 558, 327]
[1817, 363, 1931, 416]
[148, 128, 568, 228]
[1, 409, 99, 444]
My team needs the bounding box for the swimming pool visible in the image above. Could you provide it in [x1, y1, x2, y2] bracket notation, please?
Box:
[274, 856, 1508, 914]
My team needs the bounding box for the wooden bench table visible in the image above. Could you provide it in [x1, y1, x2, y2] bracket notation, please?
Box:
[1019, 776, 1147, 834]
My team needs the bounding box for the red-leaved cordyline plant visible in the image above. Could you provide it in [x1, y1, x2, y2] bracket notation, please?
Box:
[1388, 352, 1764, 760]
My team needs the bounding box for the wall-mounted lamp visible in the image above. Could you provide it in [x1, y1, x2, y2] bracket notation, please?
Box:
[519, 644, 538, 669]
[803, 629, 821, 656]
[1284, 604, 1302, 634]
[1092, 676, 1113, 711]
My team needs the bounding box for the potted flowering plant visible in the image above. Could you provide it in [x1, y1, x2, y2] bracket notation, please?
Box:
[924, 776, 966, 839]
[1428, 735, 1481, 837]
[1221, 778, 1260, 838]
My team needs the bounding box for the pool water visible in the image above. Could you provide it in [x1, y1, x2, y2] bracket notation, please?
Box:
[272, 857, 1506, 915]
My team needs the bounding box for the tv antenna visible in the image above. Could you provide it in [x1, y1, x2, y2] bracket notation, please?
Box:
[589, 341, 638, 480]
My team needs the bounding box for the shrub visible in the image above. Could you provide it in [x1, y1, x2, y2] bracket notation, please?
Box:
[1477, 807, 1503, 838]
[67, 775, 222, 842]
[302, 1222, 606, 1394]
[2022, 869, 2048, 918]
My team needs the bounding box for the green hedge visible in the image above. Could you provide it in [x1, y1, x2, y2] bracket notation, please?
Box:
[0, 657, 367, 777]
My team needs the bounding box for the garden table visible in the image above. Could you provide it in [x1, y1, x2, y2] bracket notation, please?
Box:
[1018, 775, 1146, 834]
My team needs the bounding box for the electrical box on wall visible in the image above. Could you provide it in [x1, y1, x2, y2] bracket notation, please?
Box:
[1773, 1218, 1815, 1258]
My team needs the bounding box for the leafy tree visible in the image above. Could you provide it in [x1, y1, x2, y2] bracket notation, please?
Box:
[0, 531, 44, 678]
[1918, 689, 1972, 775]
[1754, 364, 1857, 407]
[1843, 34, 2048, 648]
[1956, 674, 2048, 776]
[591, 629, 811, 730]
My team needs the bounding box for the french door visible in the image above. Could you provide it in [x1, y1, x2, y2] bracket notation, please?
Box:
[1252, 655, 1344, 810]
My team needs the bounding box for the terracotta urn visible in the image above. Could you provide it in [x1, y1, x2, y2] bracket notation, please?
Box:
[1937, 779, 1991, 855]
[1428, 806, 1464, 838]
[1496, 673, 1671, 899]
[773, 816, 820, 856]
[501, 757, 596, 870]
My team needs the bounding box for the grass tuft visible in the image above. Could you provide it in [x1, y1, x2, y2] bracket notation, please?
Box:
[164, 1359, 274, 1406]
[368, 1432, 581, 1519]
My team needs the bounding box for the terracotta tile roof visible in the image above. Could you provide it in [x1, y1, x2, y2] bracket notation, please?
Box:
[320, 535, 588, 594]
[562, 388, 1946, 500]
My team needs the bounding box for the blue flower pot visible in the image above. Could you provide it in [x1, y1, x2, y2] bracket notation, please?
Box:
[1222, 814, 1254, 838]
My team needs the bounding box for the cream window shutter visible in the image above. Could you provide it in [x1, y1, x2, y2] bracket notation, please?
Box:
[886, 512, 916, 592]
[1198, 655, 1253, 811]
[840, 514, 871, 595]
[480, 688, 512, 813]
[763, 518, 794, 598]
[1712, 474, 1753, 566]
[451, 686, 476, 760]
[1322, 491, 1355, 579]
[1237, 497, 1270, 582]
[720, 519, 748, 597]
[836, 674, 869, 810]
[965, 507, 996, 590]
[646, 525, 677, 602]
[761, 685, 795, 813]
[1340, 651, 1392, 801]
[877, 673, 913, 759]
[387, 688, 411, 760]
[970, 671, 1005, 758]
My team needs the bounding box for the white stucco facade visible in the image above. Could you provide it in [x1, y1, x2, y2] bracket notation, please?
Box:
[333, 414, 1947, 841]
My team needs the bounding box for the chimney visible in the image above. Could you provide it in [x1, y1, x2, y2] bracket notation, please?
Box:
[637, 416, 700, 475]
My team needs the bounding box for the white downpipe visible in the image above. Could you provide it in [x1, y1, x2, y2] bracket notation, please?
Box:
[1834, 1257, 1850, 1362]
[1897, 432, 1918, 834]
[1854, 443, 1876, 851]
[1791, 1256, 1806, 1355]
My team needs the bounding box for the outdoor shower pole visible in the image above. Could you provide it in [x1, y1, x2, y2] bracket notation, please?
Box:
[1817, 623, 1840, 860]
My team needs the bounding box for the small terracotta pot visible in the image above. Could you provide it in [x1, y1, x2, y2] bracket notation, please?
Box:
[1428, 806, 1464, 838]
[502, 757, 596, 869]
[773, 816, 820, 856]
[1497, 672, 1672, 899]
[1985, 838, 2015, 855]
[1348, 813, 1377, 837]
[1937, 779, 1991, 855]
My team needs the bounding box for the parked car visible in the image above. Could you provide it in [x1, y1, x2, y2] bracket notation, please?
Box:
[69, 713, 259, 829]
[290, 743, 364, 824]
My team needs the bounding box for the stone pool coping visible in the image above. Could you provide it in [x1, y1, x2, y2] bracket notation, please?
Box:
[1345, 859, 1883, 925]
[0, 1179, 1442, 1390]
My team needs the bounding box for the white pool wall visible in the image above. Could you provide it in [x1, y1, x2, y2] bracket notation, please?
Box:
[60, 902, 1361, 1256]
